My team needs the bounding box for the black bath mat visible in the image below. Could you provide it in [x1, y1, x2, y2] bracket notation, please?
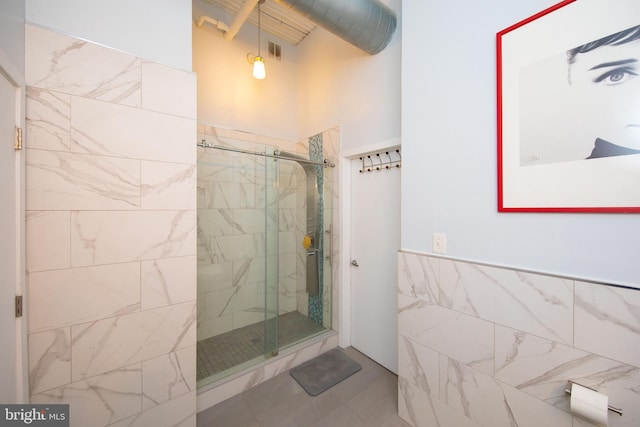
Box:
[289, 348, 361, 396]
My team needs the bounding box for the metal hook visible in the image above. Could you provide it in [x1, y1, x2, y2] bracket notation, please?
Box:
[366, 155, 373, 172]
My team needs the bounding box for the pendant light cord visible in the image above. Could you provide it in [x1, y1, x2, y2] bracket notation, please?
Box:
[257, 1, 261, 57]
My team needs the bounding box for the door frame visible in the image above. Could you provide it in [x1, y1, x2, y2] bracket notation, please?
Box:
[338, 137, 401, 349]
[0, 46, 28, 403]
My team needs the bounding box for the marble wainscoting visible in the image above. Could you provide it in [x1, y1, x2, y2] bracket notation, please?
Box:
[25, 24, 197, 427]
[397, 251, 640, 427]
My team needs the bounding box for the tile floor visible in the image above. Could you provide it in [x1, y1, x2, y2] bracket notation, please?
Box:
[197, 311, 327, 380]
[196, 347, 410, 427]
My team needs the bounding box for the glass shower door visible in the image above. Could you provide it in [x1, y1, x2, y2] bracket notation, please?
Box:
[264, 149, 279, 357]
[196, 133, 333, 388]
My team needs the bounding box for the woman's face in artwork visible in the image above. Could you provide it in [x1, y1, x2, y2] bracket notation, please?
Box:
[569, 39, 640, 150]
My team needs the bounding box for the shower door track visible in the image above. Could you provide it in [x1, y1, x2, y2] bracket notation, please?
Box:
[197, 141, 335, 168]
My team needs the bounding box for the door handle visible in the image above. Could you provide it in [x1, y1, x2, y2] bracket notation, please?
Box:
[351, 259, 359, 267]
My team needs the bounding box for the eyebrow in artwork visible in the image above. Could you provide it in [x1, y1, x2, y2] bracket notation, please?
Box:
[589, 58, 638, 71]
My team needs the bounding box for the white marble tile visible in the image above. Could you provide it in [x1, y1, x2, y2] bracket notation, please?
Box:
[108, 391, 195, 427]
[398, 294, 494, 375]
[398, 336, 439, 397]
[575, 282, 640, 368]
[500, 380, 573, 427]
[279, 231, 296, 254]
[279, 296, 297, 314]
[207, 233, 265, 263]
[28, 328, 71, 394]
[200, 182, 255, 209]
[495, 325, 588, 406]
[234, 154, 259, 186]
[25, 25, 141, 107]
[440, 356, 572, 427]
[141, 256, 197, 310]
[397, 251, 439, 303]
[71, 301, 196, 381]
[211, 127, 259, 144]
[198, 209, 233, 237]
[141, 161, 196, 210]
[70, 210, 196, 267]
[197, 262, 233, 293]
[322, 127, 340, 161]
[439, 259, 574, 345]
[233, 209, 265, 234]
[26, 211, 70, 272]
[28, 262, 140, 333]
[279, 252, 297, 295]
[233, 257, 266, 288]
[232, 309, 266, 329]
[197, 150, 235, 184]
[322, 259, 333, 329]
[257, 134, 297, 151]
[70, 96, 195, 164]
[26, 87, 71, 151]
[142, 347, 195, 409]
[398, 293, 433, 339]
[141, 61, 196, 119]
[399, 377, 480, 427]
[31, 364, 142, 427]
[26, 148, 140, 210]
[494, 325, 640, 425]
[205, 283, 259, 320]
[297, 291, 309, 316]
[196, 312, 233, 341]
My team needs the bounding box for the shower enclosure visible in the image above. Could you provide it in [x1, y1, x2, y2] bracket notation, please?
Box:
[196, 127, 334, 388]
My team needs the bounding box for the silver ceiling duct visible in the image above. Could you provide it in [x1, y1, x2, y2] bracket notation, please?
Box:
[274, 0, 397, 55]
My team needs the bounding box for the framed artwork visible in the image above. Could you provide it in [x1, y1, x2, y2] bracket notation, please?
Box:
[497, 0, 640, 212]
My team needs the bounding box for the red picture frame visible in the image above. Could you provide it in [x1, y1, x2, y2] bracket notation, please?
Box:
[497, 0, 640, 212]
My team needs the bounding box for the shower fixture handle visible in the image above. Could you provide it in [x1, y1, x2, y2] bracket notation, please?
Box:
[351, 259, 360, 267]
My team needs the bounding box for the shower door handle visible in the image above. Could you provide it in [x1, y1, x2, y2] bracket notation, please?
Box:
[350, 259, 359, 267]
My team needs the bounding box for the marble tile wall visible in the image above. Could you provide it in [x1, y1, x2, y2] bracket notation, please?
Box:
[397, 251, 640, 427]
[196, 126, 308, 341]
[24, 24, 197, 427]
[196, 125, 339, 341]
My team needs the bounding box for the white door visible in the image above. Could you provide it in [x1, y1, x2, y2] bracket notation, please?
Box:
[0, 69, 24, 403]
[350, 155, 400, 373]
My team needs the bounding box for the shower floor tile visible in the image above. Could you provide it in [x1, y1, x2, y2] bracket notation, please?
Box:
[197, 311, 326, 381]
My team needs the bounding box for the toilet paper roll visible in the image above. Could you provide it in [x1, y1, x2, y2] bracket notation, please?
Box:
[570, 383, 608, 426]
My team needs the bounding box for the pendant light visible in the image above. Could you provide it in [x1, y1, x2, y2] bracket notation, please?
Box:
[252, 0, 266, 79]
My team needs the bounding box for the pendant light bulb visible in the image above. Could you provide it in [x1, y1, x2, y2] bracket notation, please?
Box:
[253, 0, 265, 80]
[253, 56, 266, 79]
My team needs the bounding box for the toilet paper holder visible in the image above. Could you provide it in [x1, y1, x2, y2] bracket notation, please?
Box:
[565, 381, 623, 416]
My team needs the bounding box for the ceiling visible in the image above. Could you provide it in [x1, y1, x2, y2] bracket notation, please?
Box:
[202, 0, 317, 45]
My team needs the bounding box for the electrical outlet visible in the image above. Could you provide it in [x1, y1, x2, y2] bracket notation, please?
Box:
[433, 233, 447, 254]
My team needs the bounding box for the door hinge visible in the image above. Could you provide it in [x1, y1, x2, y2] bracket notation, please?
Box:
[14, 127, 23, 150]
[15, 295, 23, 318]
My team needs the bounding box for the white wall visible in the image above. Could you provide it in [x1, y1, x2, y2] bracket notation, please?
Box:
[193, 0, 400, 147]
[296, 0, 401, 152]
[193, 0, 299, 140]
[25, 0, 192, 71]
[402, 0, 640, 288]
[0, 0, 25, 76]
